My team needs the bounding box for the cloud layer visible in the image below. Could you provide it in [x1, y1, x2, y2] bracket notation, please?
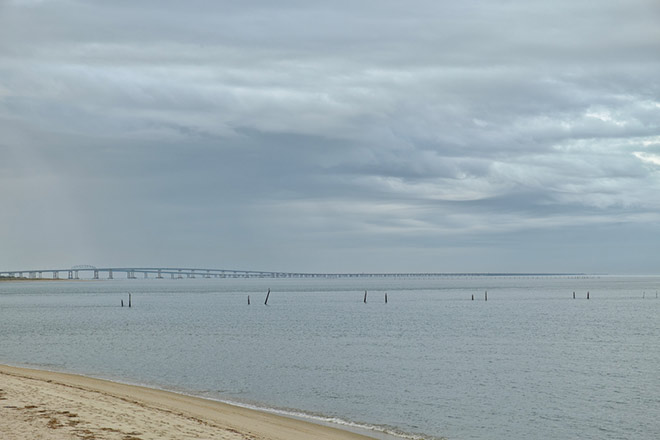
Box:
[2, 0, 660, 272]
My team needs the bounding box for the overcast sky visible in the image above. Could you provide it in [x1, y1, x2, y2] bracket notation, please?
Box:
[1, 0, 659, 273]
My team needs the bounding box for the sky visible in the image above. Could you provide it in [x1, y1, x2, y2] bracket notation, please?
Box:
[1, 0, 660, 274]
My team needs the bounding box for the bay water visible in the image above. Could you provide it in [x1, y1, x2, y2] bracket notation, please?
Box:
[0, 275, 658, 439]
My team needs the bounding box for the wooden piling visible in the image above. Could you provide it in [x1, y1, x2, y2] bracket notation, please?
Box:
[573, 291, 575, 299]
[485, 291, 488, 301]
[364, 290, 367, 303]
[385, 293, 388, 304]
[128, 293, 132, 308]
[264, 289, 270, 305]
[248, 295, 250, 305]
[587, 291, 590, 300]
[121, 299, 124, 307]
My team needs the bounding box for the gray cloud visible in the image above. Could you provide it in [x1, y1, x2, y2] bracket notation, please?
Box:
[1, 0, 659, 272]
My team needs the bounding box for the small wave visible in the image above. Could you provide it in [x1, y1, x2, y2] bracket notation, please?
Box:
[204, 397, 445, 440]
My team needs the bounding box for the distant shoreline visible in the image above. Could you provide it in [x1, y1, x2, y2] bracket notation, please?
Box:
[0, 277, 68, 282]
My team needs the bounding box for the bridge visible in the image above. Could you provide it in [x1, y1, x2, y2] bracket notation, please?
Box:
[0, 266, 584, 280]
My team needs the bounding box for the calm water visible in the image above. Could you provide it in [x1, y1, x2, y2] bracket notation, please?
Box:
[0, 276, 658, 440]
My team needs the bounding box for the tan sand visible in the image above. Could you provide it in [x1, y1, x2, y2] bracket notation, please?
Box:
[0, 364, 377, 440]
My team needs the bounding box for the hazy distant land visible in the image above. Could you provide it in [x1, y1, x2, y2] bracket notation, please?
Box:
[0, 276, 62, 282]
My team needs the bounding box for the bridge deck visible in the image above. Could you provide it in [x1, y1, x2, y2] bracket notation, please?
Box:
[1, 267, 584, 280]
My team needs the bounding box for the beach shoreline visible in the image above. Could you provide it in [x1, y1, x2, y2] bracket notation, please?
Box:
[0, 363, 380, 440]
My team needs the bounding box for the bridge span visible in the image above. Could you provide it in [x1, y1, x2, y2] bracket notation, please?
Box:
[0, 266, 331, 280]
[0, 266, 581, 280]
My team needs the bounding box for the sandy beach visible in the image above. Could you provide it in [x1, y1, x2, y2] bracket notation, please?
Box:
[0, 364, 376, 440]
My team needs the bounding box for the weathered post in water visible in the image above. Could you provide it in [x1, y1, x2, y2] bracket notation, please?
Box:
[364, 290, 367, 303]
[587, 291, 590, 300]
[573, 291, 575, 299]
[264, 288, 270, 305]
[248, 295, 250, 305]
[121, 299, 124, 307]
[471, 294, 474, 301]
[128, 293, 132, 308]
[385, 293, 388, 304]
[485, 291, 488, 301]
